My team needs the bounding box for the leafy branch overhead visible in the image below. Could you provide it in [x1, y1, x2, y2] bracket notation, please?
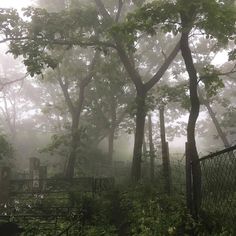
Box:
[199, 65, 225, 98]
[114, 0, 236, 48]
[0, 6, 109, 76]
[156, 84, 190, 110]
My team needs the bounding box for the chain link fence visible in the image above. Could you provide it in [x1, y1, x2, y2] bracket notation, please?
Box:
[199, 145, 236, 226]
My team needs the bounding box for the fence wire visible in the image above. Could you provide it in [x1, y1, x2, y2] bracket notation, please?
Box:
[199, 145, 236, 225]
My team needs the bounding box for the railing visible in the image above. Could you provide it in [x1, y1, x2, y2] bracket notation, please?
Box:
[9, 177, 115, 195]
[0, 177, 115, 235]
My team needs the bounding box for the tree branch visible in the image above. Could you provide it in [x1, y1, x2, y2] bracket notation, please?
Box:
[80, 50, 100, 88]
[0, 74, 28, 91]
[94, 0, 144, 92]
[56, 67, 75, 115]
[115, 0, 123, 22]
[0, 36, 116, 49]
[144, 40, 180, 92]
[199, 66, 236, 83]
[95, 0, 112, 21]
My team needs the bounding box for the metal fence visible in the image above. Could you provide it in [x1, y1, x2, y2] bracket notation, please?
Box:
[0, 177, 115, 236]
[199, 145, 236, 226]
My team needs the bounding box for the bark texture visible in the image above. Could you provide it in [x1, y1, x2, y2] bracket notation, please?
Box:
[131, 92, 147, 181]
[180, 29, 201, 215]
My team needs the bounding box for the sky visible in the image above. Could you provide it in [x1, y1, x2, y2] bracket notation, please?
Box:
[0, 0, 34, 9]
[212, 51, 228, 66]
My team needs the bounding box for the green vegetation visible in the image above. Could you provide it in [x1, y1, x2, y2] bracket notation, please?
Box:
[0, 0, 236, 235]
[10, 184, 233, 236]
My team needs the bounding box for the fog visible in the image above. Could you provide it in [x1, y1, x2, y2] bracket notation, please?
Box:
[0, 1, 235, 235]
[0, 0, 235, 178]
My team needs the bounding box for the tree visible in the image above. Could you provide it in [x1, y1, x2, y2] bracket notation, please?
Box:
[120, 0, 236, 212]
[0, 5, 101, 178]
[95, 0, 180, 181]
[85, 52, 133, 163]
[179, 0, 236, 215]
[57, 49, 99, 178]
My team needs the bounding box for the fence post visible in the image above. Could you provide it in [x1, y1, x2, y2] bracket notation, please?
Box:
[0, 166, 11, 204]
[29, 157, 40, 191]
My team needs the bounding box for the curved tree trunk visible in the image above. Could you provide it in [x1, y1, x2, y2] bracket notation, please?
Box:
[180, 30, 201, 216]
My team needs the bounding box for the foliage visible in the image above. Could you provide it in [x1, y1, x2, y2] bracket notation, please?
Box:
[156, 83, 190, 110]
[200, 65, 225, 97]
[2, 181, 235, 236]
[61, 184, 236, 236]
[40, 125, 87, 155]
[3, 6, 100, 76]
[111, 0, 236, 50]
[0, 8, 21, 38]
[0, 134, 14, 161]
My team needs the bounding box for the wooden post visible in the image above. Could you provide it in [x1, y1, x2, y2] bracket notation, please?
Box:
[29, 157, 40, 191]
[0, 166, 11, 204]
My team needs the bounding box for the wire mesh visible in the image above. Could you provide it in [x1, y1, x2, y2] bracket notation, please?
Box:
[199, 145, 236, 225]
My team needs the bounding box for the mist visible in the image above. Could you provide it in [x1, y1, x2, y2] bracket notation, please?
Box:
[0, 0, 235, 235]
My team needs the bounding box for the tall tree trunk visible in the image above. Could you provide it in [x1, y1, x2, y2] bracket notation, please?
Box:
[108, 97, 117, 163]
[198, 90, 230, 148]
[65, 116, 80, 179]
[143, 134, 147, 155]
[65, 86, 85, 179]
[131, 91, 147, 181]
[148, 114, 155, 181]
[180, 30, 201, 216]
[159, 105, 171, 193]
